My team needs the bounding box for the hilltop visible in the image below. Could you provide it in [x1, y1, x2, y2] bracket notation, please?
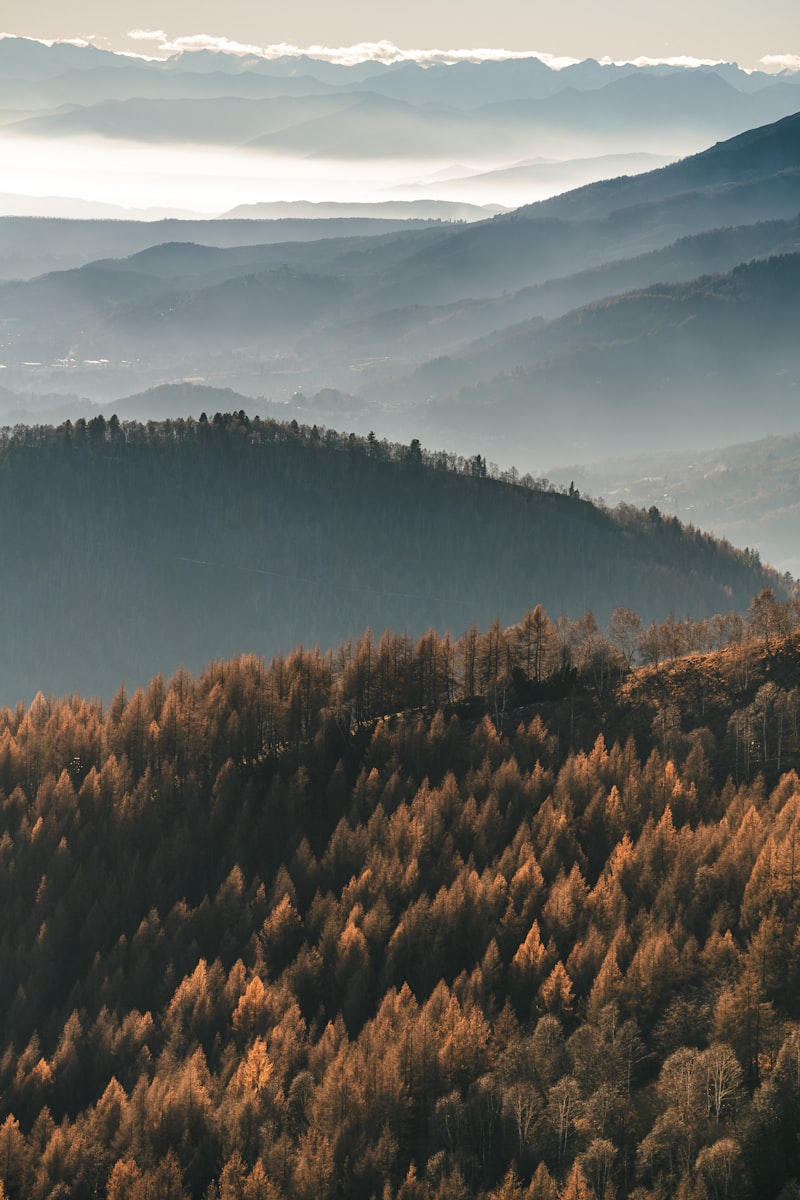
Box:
[0, 412, 785, 704]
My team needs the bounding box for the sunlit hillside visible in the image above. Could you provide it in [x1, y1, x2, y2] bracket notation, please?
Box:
[0, 600, 799, 1198]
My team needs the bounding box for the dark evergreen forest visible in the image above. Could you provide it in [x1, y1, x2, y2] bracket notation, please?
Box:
[0, 413, 784, 703]
[1, 594, 800, 1199]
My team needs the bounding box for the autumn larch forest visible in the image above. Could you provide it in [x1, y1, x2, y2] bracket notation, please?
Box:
[1, 477, 800, 1200]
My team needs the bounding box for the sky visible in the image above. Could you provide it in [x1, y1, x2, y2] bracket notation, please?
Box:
[1, 0, 799, 71]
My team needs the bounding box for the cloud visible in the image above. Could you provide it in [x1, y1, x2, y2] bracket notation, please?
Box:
[131, 31, 272, 57]
[120, 37, 768, 72]
[394, 46, 581, 68]
[760, 53, 800, 72]
[0, 32, 94, 48]
[599, 54, 726, 69]
[292, 43, 581, 68]
[122, 32, 580, 68]
[126, 29, 167, 43]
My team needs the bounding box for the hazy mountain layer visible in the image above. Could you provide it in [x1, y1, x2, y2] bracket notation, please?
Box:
[552, 430, 800, 579]
[220, 199, 506, 220]
[244, 78, 798, 161]
[409, 253, 800, 463]
[310, 214, 800, 383]
[0, 216, 443, 281]
[2, 41, 799, 165]
[0, 112, 798, 485]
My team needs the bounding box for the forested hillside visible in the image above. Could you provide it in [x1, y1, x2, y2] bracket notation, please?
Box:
[0, 413, 783, 703]
[1, 596, 800, 1198]
[414, 252, 800, 461]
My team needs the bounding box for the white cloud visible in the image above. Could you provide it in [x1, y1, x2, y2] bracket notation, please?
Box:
[121, 32, 581, 68]
[156, 33, 272, 57]
[118, 37, 763, 72]
[290, 42, 581, 68]
[126, 29, 167, 43]
[0, 32, 92, 47]
[599, 54, 726, 69]
[399, 46, 581, 68]
[760, 53, 800, 72]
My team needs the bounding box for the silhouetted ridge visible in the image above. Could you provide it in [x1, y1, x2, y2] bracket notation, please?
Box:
[514, 107, 800, 221]
[0, 413, 783, 703]
[696, 109, 800, 178]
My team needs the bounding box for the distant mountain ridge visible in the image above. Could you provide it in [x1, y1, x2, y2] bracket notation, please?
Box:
[0, 215, 443, 281]
[6, 69, 798, 165]
[521, 109, 800, 221]
[219, 199, 506, 221]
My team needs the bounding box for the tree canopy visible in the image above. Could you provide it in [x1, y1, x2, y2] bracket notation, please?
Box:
[0, 601, 799, 1197]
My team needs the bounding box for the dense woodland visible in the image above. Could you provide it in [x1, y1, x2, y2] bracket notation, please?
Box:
[0, 412, 785, 703]
[2, 591, 800, 1198]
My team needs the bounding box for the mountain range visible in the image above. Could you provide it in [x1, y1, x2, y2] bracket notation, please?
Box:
[2, 37, 800, 216]
[0, 90, 799, 590]
[0, 110, 798, 464]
